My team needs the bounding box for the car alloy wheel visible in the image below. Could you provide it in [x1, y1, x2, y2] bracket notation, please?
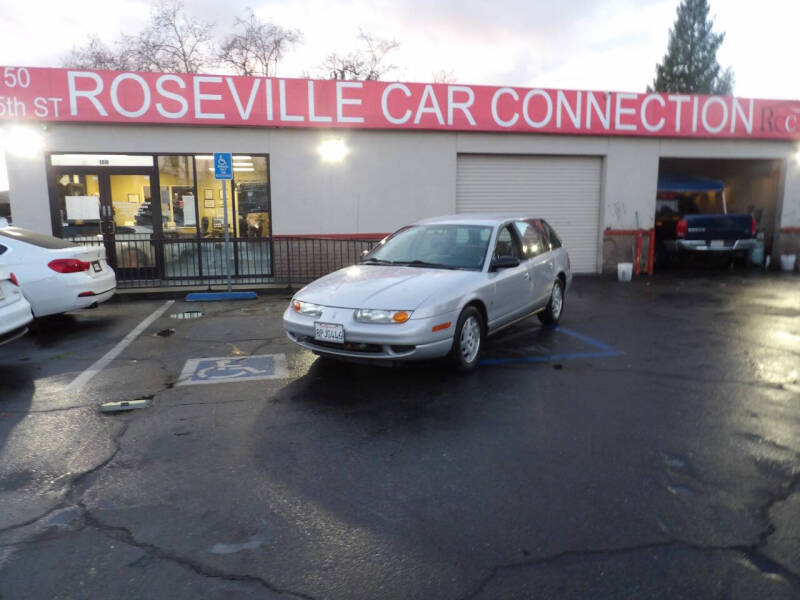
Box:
[450, 306, 483, 372]
[538, 279, 565, 325]
[550, 282, 563, 320]
[460, 315, 481, 363]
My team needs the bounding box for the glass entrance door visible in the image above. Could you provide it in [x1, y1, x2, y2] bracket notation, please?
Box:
[107, 173, 158, 279]
[54, 169, 161, 280]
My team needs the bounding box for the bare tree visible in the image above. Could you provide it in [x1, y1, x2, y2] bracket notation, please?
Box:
[64, 35, 132, 70]
[122, 0, 215, 72]
[218, 8, 301, 76]
[321, 29, 399, 80]
[63, 0, 215, 73]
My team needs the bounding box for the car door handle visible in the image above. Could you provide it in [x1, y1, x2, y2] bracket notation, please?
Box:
[524, 272, 530, 280]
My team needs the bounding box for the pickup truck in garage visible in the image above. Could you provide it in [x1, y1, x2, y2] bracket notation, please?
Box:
[655, 175, 756, 261]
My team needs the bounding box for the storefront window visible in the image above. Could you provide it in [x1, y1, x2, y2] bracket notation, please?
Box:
[56, 173, 102, 238]
[157, 156, 197, 236]
[158, 155, 199, 278]
[109, 174, 155, 268]
[194, 155, 234, 238]
[48, 153, 270, 281]
[234, 156, 270, 238]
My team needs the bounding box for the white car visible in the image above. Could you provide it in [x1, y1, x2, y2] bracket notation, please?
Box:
[283, 214, 572, 371]
[0, 227, 116, 317]
[0, 266, 33, 345]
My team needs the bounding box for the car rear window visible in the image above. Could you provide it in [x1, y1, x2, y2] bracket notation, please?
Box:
[542, 221, 562, 249]
[0, 227, 77, 249]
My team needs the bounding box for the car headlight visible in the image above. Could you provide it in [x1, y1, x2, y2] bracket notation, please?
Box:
[292, 299, 323, 318]
[353, 309, 412, 323]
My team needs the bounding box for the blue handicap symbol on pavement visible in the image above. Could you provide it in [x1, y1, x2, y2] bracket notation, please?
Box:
[178, 354, 288, 385]
[194, 356, 274, 381]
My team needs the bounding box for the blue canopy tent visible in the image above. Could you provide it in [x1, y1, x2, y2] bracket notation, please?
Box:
[657, 174, 727, 213]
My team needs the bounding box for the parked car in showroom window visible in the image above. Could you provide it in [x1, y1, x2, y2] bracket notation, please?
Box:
[283, 214, 572, 372]
[0, 265, 33, 345]
[0, 226, 116, 317]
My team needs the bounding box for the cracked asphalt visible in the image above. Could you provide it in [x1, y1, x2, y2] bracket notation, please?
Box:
[0, 272, 799, 599]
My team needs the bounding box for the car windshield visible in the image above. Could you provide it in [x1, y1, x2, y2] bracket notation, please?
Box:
[363, 224, 492, 270]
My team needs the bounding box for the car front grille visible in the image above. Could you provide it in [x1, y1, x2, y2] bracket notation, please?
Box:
[300, 336, 385, 354]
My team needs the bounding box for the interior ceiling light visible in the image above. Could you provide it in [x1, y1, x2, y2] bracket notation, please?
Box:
[318, 139, 348, 163]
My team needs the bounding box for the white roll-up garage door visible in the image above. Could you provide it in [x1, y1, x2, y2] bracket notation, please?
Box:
[456, 154, 602, 273]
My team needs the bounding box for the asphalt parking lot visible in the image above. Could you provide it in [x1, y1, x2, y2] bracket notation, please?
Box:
[0, 272, 799, 599]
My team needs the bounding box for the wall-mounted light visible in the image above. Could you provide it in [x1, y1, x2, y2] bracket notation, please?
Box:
[318, 139, 348, 163]
[1, 125, 45, 159]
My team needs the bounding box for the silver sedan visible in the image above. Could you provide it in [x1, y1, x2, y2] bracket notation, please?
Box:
[283, 214, 573, 371]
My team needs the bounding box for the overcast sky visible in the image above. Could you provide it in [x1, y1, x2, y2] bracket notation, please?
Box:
[1, 0, 798, 191]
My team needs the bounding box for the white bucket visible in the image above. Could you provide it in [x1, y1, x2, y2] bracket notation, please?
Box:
[780, 254, 797, 273]
[617, 262, 633, 282]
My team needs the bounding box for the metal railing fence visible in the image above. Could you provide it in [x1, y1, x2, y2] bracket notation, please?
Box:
[67, 234, 380, 289]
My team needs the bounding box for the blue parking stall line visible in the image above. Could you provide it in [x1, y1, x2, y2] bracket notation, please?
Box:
[186, 291, 258, 302]
[552, 326, 620, 353]
[480, 326, 623, 366]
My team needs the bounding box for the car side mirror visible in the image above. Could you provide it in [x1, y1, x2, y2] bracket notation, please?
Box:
[490, 255, 520, 271]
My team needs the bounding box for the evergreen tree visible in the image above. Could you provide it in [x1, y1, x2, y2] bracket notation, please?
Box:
[649, 0, 734, 95]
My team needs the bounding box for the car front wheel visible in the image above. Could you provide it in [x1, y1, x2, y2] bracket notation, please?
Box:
[449, 306, 483, 372]
[538, 279, 565, 325]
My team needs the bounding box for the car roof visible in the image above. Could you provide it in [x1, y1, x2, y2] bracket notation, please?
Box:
[414, 213, 543, 227]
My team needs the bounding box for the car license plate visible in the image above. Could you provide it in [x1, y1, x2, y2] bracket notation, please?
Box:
[710, 240, 725, 249]
[92, 261, 102, 272]
[314, 322, 344, 344]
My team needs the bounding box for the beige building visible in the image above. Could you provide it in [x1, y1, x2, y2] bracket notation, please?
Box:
[3, 72, 799, 285]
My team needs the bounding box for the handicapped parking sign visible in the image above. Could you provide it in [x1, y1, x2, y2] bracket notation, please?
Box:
[213, 152, 233, 180]
[177, 354, 289, 385]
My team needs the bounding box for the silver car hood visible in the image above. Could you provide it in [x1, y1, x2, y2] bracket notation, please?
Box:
[296, 265, 479, 310]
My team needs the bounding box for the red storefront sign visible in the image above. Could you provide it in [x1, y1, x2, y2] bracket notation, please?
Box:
[1, 66, 799, 140]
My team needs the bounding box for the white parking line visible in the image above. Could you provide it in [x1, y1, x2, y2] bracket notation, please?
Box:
[65, 300, 175, 393]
